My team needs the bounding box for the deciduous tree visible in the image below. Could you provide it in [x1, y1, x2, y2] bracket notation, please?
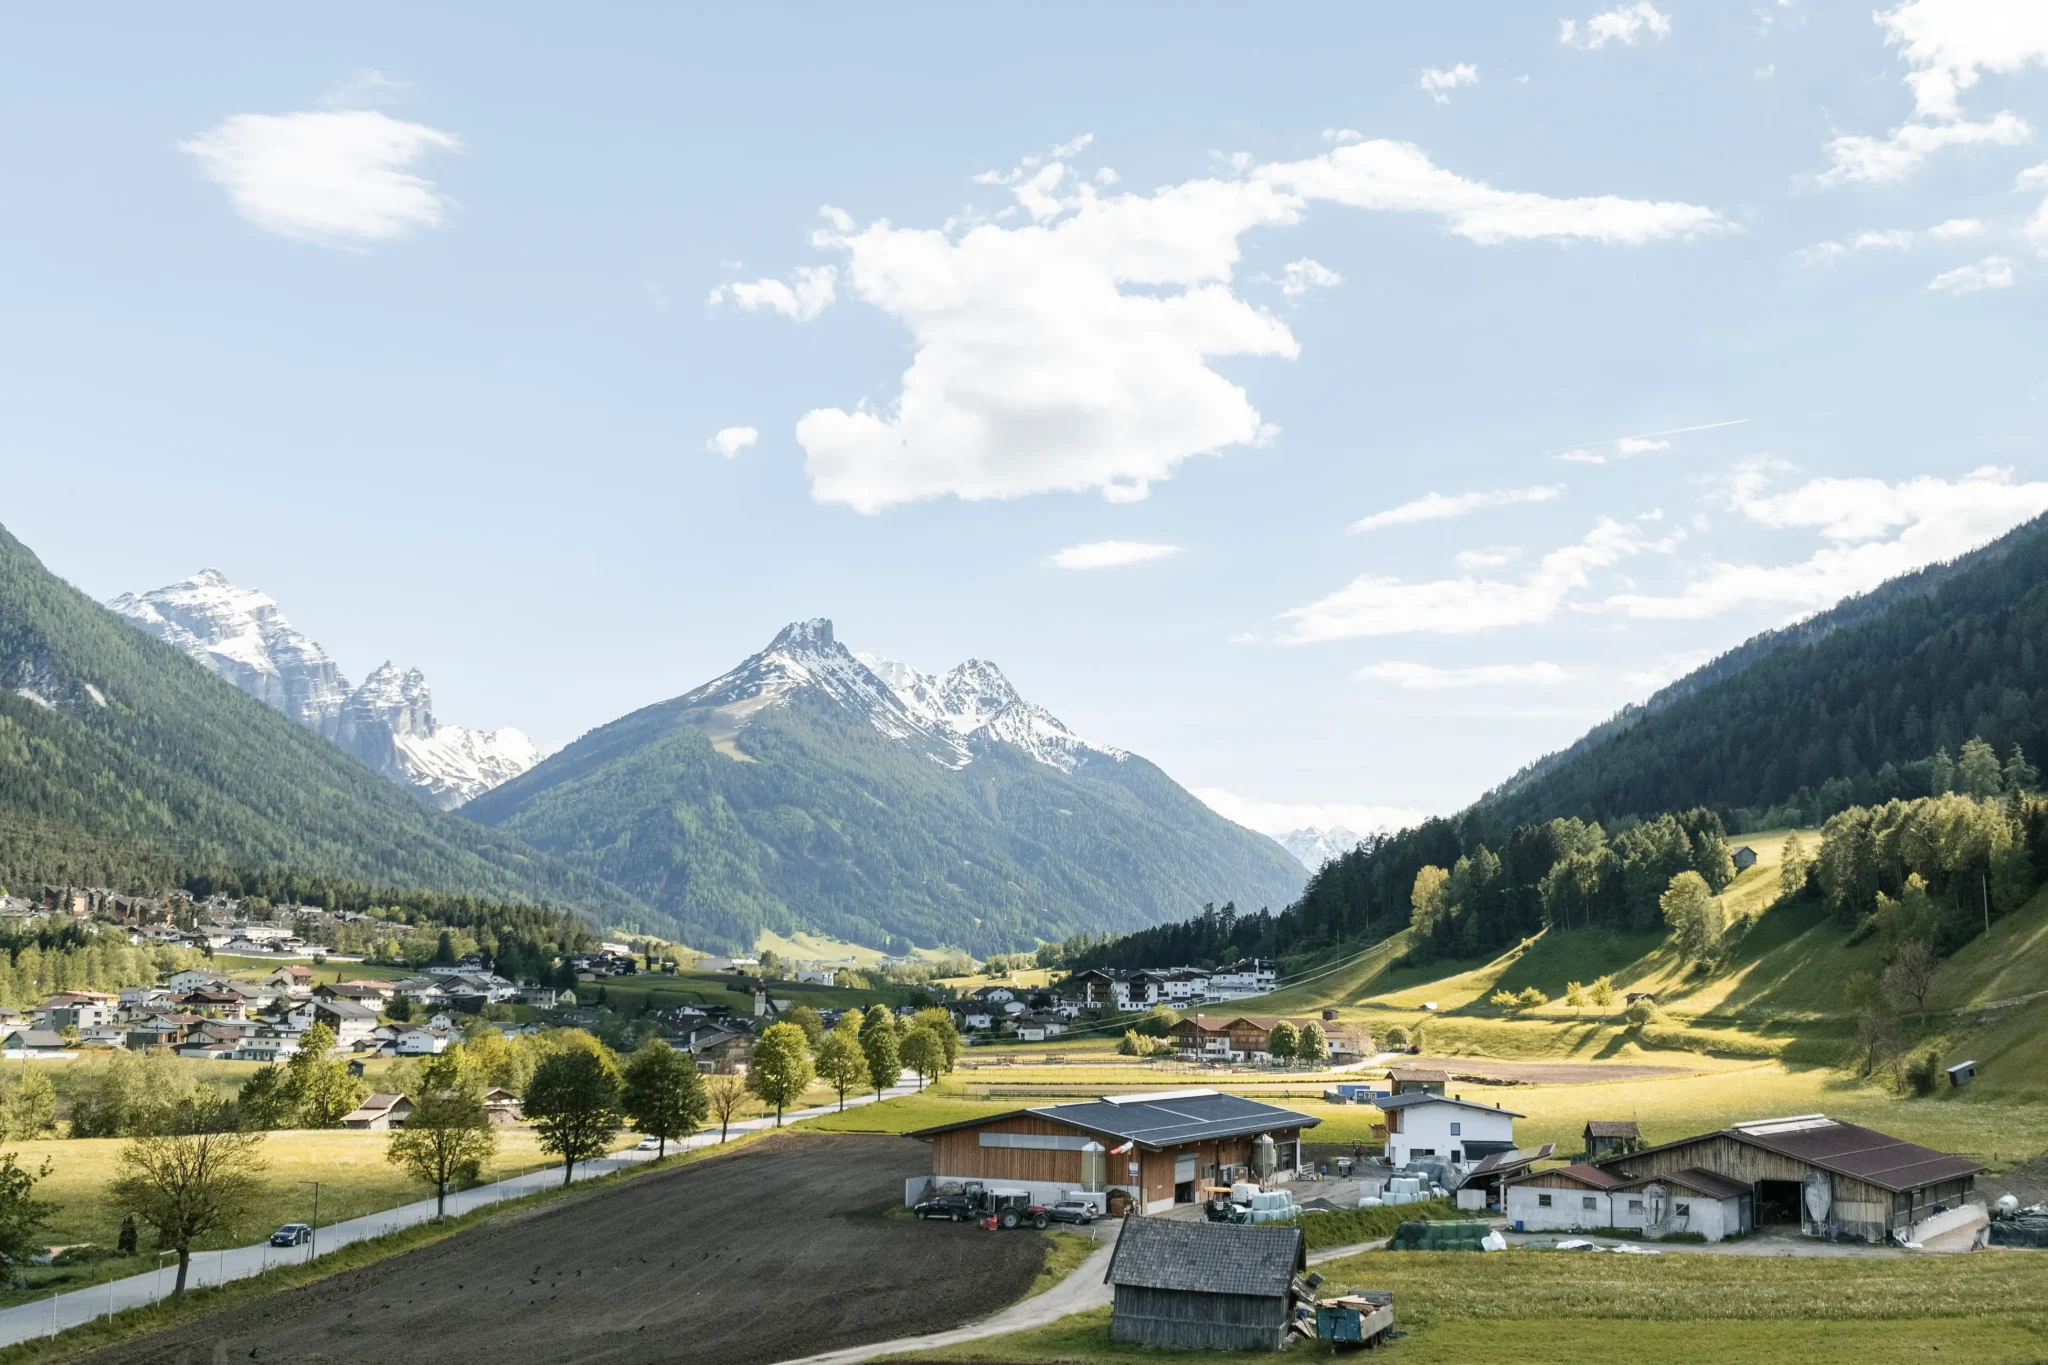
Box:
[385, 1085, 495, 1218]
[109, 1095, 265, 1295]
[814, 1016, 868, 1111]
[704, 1071, 747, 1142]
[900, 1025, 945, 1089]
[524, 1049, 621, 1185]
[1265, 1020, 1298, 1063]
[0, 1066, 54, 1140]
[0, 1153, 51, 1282]
[620, 1038, 707, 1156]
[746, 1022, 814, 1125]
[1659, 871, 1725, 965]
[1295, 1022, 1327, 1065]
[858, 1006, 901, 1093]
[280, 1023, 367, 1129]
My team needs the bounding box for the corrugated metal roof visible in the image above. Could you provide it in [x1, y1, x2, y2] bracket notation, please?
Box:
[1032, 1091, 1319, 1149]
[1376, 1092, 1525, 1118]
[1104, 1217, 1304, 1296]
[1517, 1163, 1627, 1190]
[1599, 1116, 1983, 1194]
[1465, 1143, 1555, 1178]
[1654, 1167, 1752, 1200]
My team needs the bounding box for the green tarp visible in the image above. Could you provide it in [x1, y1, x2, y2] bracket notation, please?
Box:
[1387, 1220, 1491, 1251]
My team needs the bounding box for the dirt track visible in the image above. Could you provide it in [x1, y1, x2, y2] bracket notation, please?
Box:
[81, 1134, 1046, 1365]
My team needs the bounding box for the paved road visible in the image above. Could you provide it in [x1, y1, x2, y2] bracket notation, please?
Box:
[771, 1222, 1122, 1365]
[0, 1074, 922, 1349]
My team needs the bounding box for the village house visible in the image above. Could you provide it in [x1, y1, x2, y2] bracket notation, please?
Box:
[1167, 1015, 1317, 1064]
[484, 1087, 524, 1125]
[44, 1002, 114, 1033]
[340, 1093, 415, 1131]
[266, 964, 315, 993]
[290, 997, 379, 1049]
[1206, 959, 1278, 1000]
[1504, 1162, 1753, 1240]
[910, 1089, 1317, 1216]
[1, 1029, 68, 1056]
[1379, 1093, 1521, 1170]
[395, 1026, 451, 1056]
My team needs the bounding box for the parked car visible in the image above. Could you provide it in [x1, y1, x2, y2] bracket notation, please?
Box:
[913, 1193, 979, 1222]
[269, 1224, 312, 1247]
[1046, 1199, 1097, 1226]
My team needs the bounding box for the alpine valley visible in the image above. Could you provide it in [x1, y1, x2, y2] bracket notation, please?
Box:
[464, 619, 1309, 955]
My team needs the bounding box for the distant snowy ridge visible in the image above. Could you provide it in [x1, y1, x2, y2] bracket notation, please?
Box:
[109, 571, 541, 809]
[1278, 825, 1364, 871]
[671, 617, 1121, 773]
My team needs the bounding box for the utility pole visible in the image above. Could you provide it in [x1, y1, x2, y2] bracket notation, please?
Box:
[1984, 875, 1991, 936]
[301, 1181, 322, 1262]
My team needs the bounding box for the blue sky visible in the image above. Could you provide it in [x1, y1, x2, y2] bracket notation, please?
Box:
[6, 2, 2048, 836]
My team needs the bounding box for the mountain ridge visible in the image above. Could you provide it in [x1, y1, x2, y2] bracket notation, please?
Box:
[108, 571, 541, 809]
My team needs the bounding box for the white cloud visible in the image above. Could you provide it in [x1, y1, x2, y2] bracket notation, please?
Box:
[708, 264, 838, 322]
[1350, 486, 1562, 534]
[1283, 517, 1675, 642]
[1821, 1, 2048, 185]
[707, 426, 759, 459]
[1615, 436, 1671, 456]
[1929, 216, 1987, 237]
[1277, 258, 1342, 297]
[1853, 229, 1917, 250]
[1927, 254, 2015, 292]
[1609, 465, 2048, 619]
[1048, 540, 1182, 570]
[1560, 3, 1673, 49]
[1552, 418, 1746, 462]
[1355, 660, 1569, 689]
[1227, 631, 1263, 645]
[1455, 546, 1522, 570]
[764, 139, 1722, 513]
[1193, 787, 1424, 840]
[180, 109, 459, 248]
[1795, 241, 1850, 267]
[1419, 63, 1480, 103]
[1822, 113, 2029, 186]
[1255, 140, 1726, 247]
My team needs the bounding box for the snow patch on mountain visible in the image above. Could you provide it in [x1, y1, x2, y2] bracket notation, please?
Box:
[1278, 825, 1363, 871]
[671, 617, 1117, 773]
[110, 572, 542, 809]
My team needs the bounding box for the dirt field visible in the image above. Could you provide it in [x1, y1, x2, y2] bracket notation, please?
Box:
[80, 1134, 1048, 1365]
[1410, 1056, 1700, 1085]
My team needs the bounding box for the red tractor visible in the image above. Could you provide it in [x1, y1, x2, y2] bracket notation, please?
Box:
[978, 1188, 1052, 1230]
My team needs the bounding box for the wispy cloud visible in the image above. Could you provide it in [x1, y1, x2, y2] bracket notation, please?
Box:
[1560, 3, 1672, 49]
[1048, 540, 1182, 570]
[1356, 660, 1569, 689]
[1551, 418, 1747, 464]
[708, 264, 838, 322]
[707, 427, 759, 459]
[1277, 258, 1342, 298]
[1927, 255, 2015, 293]
[1350, 485, 1563, 533]
[1419, 63, 1479, 103]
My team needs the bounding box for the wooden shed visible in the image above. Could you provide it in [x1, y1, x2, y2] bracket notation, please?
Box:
[1583, 1119, 1643, 1160]
[1106, 1217, 1305, 1352]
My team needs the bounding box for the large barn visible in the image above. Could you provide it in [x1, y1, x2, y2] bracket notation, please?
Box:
[908, 1089, 1317, 1215]
[1105, 1217, 1305, 1352]
[1592, 1114, 1982, 1244]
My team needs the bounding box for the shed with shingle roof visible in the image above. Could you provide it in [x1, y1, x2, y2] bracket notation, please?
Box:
[1105, 1218, 1304, 1352]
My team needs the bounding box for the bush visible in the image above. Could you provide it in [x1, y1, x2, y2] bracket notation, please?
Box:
[1488, 990, 1520, 1010]
[1905, 1050, 1942, 1097]
[1382, 1026, 1408, 1050]
[1515, 987, 1548, 1008]
[1624, 998, 1664, 1027]
[1588, 976, 1616, 1007]
[1286, 1199, 1462, 1250]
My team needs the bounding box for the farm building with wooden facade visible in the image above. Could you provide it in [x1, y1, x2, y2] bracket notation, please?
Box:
[908, 1089, 1317, 1215]
[1592, 1114, 1982, 1244]
[1105, 1216, 1305, 1352]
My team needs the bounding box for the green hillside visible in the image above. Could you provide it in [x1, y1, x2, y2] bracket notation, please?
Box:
[0, 523, 658, 933]
[1477, 512, 2048, 833]
[466, 684, 1308, 956]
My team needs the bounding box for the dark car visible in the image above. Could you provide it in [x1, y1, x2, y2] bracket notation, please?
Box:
[1046, 1200, 1097, 1226]
[269, 1224, 312, 1247]
[913, 1194, 978, 1222]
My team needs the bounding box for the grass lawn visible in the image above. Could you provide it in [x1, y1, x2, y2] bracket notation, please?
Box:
[0, 1126, 627, 1309]
[887, 1248, 2048, 1365]
[589, 969, 921, 1016]
[1025, 1231, 1099, 1298]
[793, 1092, 1016, 1135]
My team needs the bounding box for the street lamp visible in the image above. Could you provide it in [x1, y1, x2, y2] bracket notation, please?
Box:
[300, 1181, 321, 1261]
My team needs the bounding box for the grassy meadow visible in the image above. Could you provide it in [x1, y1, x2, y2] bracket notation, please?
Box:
[889, 1250, 2048, 1364]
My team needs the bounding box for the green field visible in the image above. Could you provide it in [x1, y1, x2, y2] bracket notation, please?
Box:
[892, 1250, 2048, 1364]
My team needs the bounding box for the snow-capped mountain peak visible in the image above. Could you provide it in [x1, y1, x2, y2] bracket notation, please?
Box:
[110, 573, 544, 810]
[1277, 825, 1364, 871]
[680, 619, 1118, 773]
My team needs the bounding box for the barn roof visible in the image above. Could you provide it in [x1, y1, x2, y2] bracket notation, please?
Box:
[1599, 1115, 1983, 1194]
[1652, 1167, 1753, 1200]
[1105, 1218, 1304, 1297]
[1376, 1092, 1524, 1118]
[1584, 1120, 1641, 1138]
[907, 1090, 1317, 1150]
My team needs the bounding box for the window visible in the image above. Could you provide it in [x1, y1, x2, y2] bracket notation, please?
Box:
[1450, 1121, 1462, 1136]
[1675, 1202, 1691, 1217]
[1582, 1196, 1598, 1211]
[1538, 1193, 1553, 1207]
[1628, 1199, 1644, 1212]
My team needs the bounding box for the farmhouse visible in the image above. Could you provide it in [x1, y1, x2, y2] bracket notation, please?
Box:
[1593, 1114, 1983, 1244]
[1167, 1016, 1316, 1063]
[1106, 1218, 1305, 1352]
[1379, 1093, 1520, 1170]
[910, 1089, 1318, 1215]
[341, 1093, 414, 1130]
[1505, 1163, 1752, 1240]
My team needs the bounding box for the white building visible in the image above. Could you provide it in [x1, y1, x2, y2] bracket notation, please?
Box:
[1379, 1093, 1521, 1170]
[395, 1027, 451, 1056]
[1207, 960, 1278, 1000]
[1503, 1163, 1752, 1241]
[288, 998, 379, 1049]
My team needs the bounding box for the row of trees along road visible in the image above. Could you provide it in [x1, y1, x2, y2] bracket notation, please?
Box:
[749, 1005, 961, 1124]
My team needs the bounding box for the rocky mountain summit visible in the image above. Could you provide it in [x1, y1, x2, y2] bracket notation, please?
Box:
[109, 571, 539, 809]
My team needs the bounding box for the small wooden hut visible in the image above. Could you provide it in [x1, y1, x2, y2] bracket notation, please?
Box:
[1105, 1217, 1304, 1352]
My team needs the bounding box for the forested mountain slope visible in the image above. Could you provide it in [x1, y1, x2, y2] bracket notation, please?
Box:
[466, 620, 1307, 955]
[0, 524, 656, 933]
[1474, 512, 2048, 833]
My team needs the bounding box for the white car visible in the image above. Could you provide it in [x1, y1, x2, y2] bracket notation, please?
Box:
[636, 1136, 664, 1151]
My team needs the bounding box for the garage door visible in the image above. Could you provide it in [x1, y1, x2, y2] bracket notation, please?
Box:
[1174, 1154, 1197, 1183]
